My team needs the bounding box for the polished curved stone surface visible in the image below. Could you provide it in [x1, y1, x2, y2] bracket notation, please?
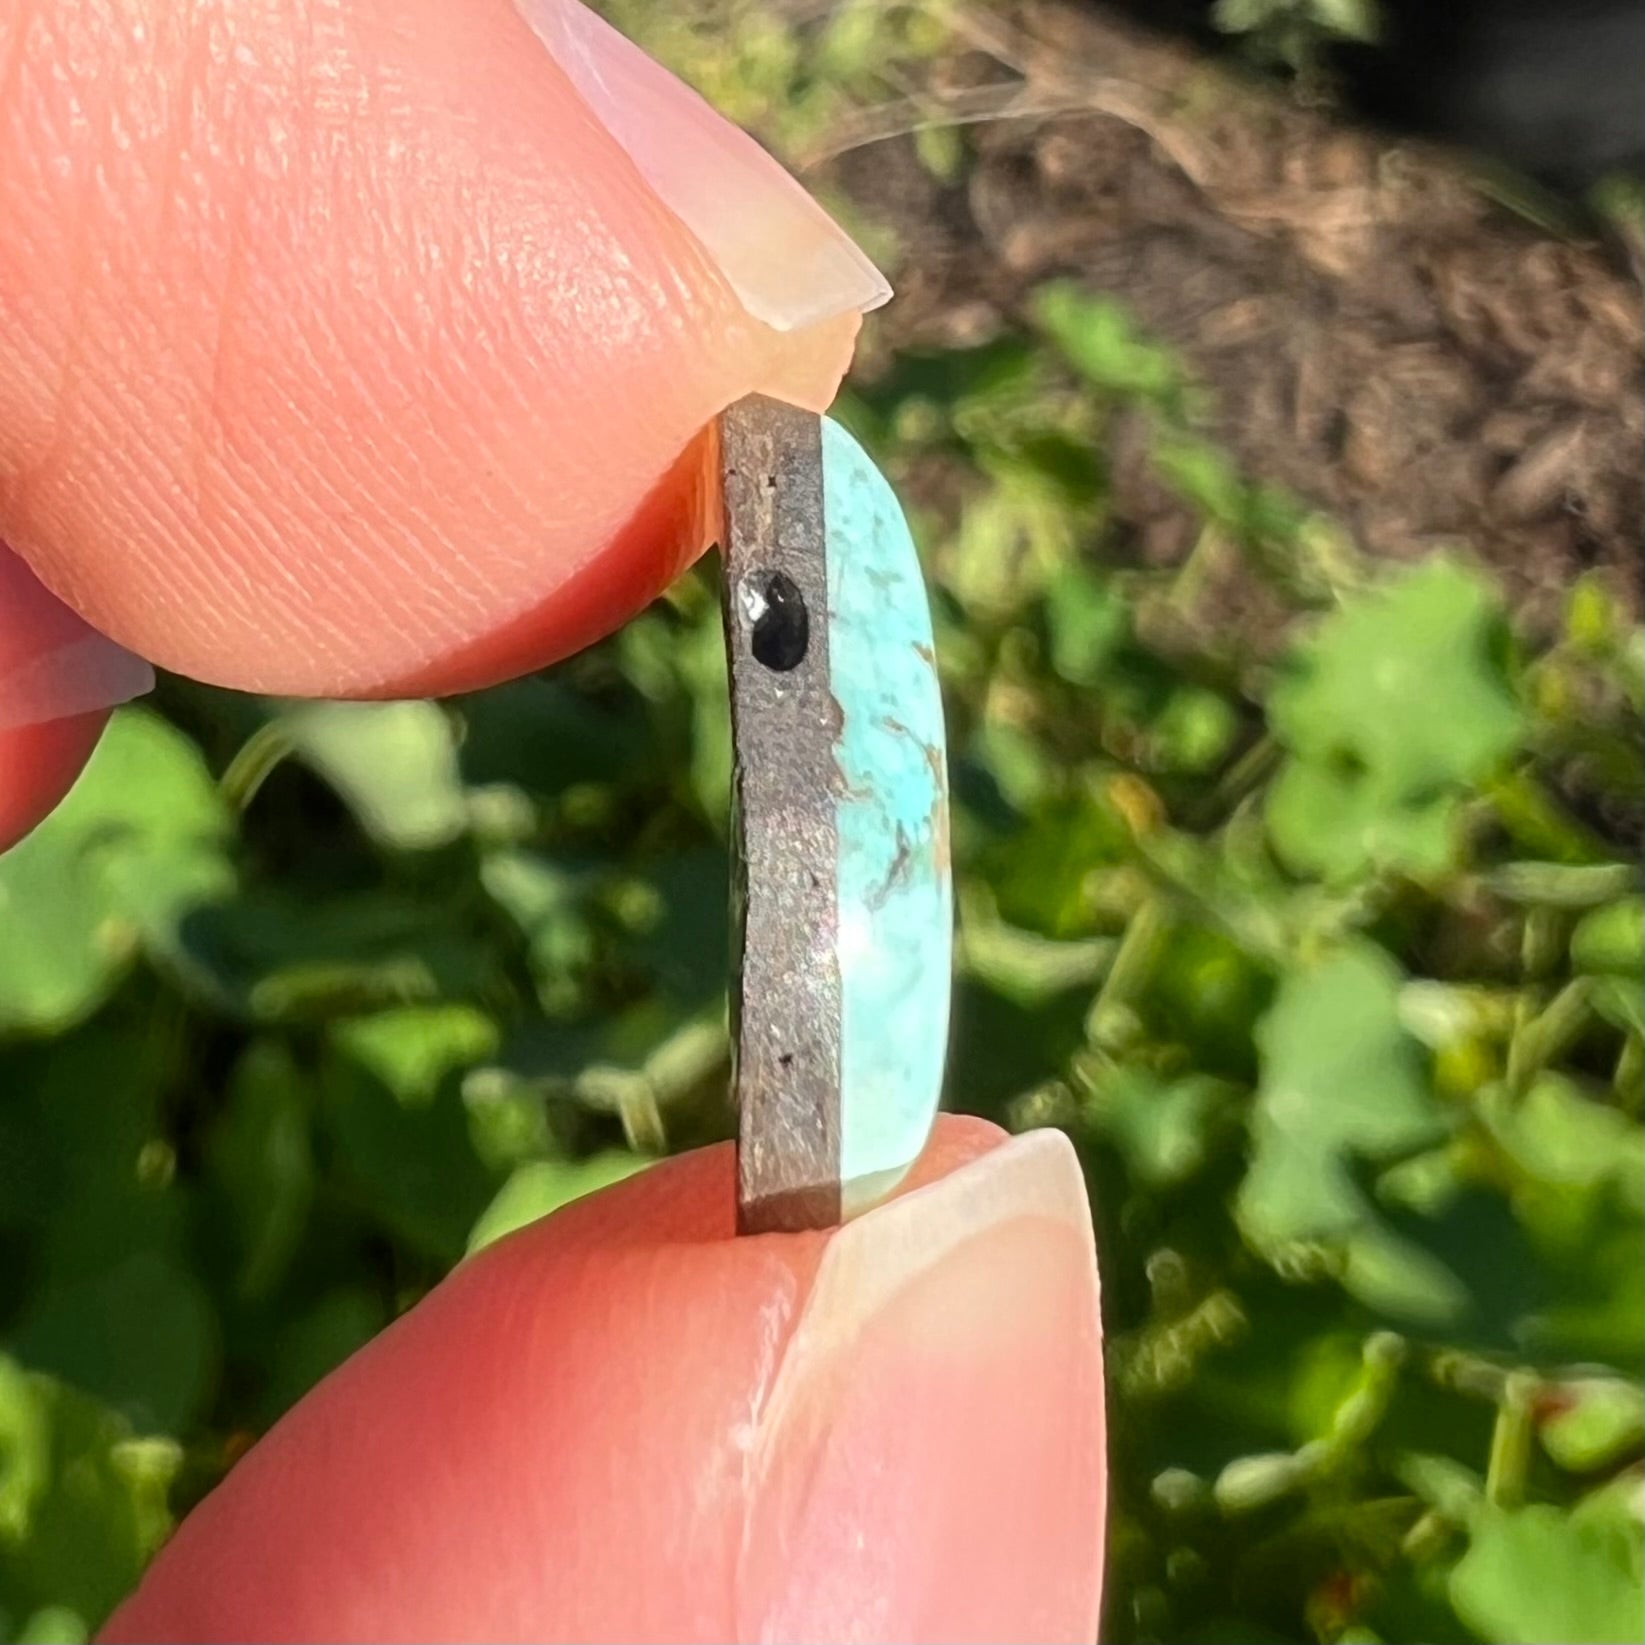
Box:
[822, 418, 952, 1211]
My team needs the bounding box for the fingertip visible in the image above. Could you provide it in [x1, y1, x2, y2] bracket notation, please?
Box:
[1, 0, 876, 697]
[513, 0, 889, 334]
[1, 546, 150, 851]
[98, 1120, 1104, 1644]
[744, 1129, 1106, 1643]
[0, 709, 109, 854]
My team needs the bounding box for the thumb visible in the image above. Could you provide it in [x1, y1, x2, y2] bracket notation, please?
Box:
[0, 0, 886, 702]
[98, 1118, 1108, 1644]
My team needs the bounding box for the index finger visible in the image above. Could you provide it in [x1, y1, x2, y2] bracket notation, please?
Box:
[0, 0, 887, 700]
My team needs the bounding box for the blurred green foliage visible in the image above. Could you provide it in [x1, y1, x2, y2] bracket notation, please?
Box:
[1211, 0, 1381, 77]
[3, 5, 1644, 1642]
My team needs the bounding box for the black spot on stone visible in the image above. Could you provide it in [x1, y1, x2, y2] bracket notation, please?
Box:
[750, 572, 809, 671]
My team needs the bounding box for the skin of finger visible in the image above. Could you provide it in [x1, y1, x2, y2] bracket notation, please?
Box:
[0, 709, 107, 853]
[98, 1116, 1106, 1644]
[2, 542, 154, 847]
[0, 0, 856, 698]
[740, 1184, 1105, 1643]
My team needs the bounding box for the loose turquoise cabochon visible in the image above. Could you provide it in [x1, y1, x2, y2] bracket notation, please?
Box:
[820, 418, 953, 1214]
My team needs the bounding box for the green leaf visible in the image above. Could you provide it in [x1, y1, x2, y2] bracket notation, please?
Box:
[47, 708, 227, 850]
[1212, 0, 1284, 32]
[10, 1253, 216, 1438]
[204, 1041, 316, 1299]
[1240, 945, 1446, 1252]
[1484, 861, 1639, 910]
[1267, 756, 1459, 883]
[13, 1603, 87, 1644]
[320, 1007, 503, 1264]
[280, 701, 467, 851]
[1540, 1380, 1645, 1472]
[1340, 1224, 1470, 1325]
[861, 339, 1044, 449]
[169, 890, 496, 1022]
[944, 470, 1077, 620]
[2, 1023, 218, 1435]
[1214, 1449, 1312, 1513]
[466, 1154, 650, 1255]
[0, 825, 127, 1035]
[0, 1358, 50, 1543]
[329, 1005, 499, 1108]
[1266, 560, 1525, 880]
[676, 605, 733, 828]
[1485, 1074, 1645, 1197]
[1151, 687, 1240, 775]
[957, 914, 1113, 1007]
[1153, 437, 1248, 533]
[474, 1001, 724, 1116]
[1450, 1503, 1644, 1645]
[1045, 565, 1130, 688]
[1310, 0, 1381, 43]
[0, 1362, 177, 1630]
[1571, 897, 1644, 976]
[967, 722, 1053, 816]
[1004, 432, 1104, 510]
[480, 850, 598, 1014]
[913, 122, 964, 182]
[453, 676, 650, 796]
[1081, 1067, 1226, 1188]
[1141, 922, 1275, 1080]
[0, 709, 230, 1032]
[1591, 974, 1645, 1038]
[0, 1024, 176, 1246]
[1033, 284, 1193, 416]
[625, 851, 731, 1010]
[981, 796, 1130, 938]
[1520, 1213, 1645, 1366]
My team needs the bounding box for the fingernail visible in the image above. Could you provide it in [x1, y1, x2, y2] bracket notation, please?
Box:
[512, 0, 891, 332]
[740, 1131, 1107, 1642]
[0, 549, 154, 731]
[805, 1128, 1099, 1341]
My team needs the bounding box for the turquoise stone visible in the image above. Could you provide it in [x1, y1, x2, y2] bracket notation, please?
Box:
[821, 418, 952, 1213]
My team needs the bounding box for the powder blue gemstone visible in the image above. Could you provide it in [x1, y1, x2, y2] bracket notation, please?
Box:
[822, 418, 952, 1213]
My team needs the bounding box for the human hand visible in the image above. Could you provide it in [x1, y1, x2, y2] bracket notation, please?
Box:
[101, 1116, 1104, 1642]
[1, 0, 882, 846]
[1, 2, 1106, 1637]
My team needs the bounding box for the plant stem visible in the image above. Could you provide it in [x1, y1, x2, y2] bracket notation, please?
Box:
[1484, 1373, 1537, 1509]
[220, 721, 295, 813]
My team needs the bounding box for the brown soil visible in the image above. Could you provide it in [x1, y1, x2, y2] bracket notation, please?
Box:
[817, 3, 1643, 624]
